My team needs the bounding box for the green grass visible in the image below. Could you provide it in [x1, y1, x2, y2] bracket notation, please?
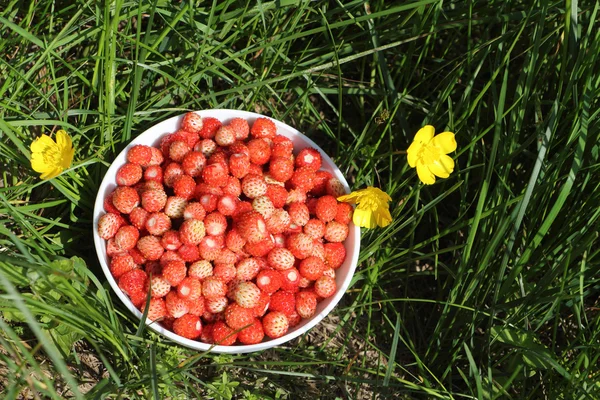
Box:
[1, 0, 599, 398]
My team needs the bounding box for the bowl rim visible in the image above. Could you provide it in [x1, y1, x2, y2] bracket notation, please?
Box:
[93, 109, 360, 353]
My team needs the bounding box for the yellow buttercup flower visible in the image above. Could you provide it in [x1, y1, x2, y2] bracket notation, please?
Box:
[30, 130, 74, 180]
[407, 125, 456, 185]
[338, 187, 392, 229]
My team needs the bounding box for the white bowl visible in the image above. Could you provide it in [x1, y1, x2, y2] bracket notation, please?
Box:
[93, 109, 360, 353]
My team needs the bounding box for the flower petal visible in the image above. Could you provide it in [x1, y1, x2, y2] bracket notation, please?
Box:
[30, 153, 50, 173]
[30, 134, 56, 153]
[55, 130, 72, 150]
[40, 167, 62, 180]
[406, 141, 422, 168]
[432, 132, 456, 154]
[374, 206, 392, 227]
[416, 163, 436, 185]
[61, 146, 75, 169]
[428, 154, 454, 178]
[337, 192, 361, 204]
[413, 125, 435, 145]
[352, 207, 378, 229]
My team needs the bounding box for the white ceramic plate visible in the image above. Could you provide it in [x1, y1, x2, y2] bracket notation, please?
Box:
[93, 109, 360, 353]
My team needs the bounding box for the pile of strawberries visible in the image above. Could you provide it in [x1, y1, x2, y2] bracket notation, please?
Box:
[97, 112, 352, 345]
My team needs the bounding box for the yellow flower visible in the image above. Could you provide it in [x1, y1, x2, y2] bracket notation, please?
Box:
[30, 130, 74, 180]
[407, 125, 457, 185]
[338, 187, 392, 229]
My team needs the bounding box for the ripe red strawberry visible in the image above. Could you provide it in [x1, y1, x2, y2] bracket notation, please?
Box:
[162, 260, 186, 286]
[204, 212, 227, 236]
[202, 276, 227, 300]
[110, 254, 137, 278]
[215, 248, 237, 265]
[186, 295, 206, 316]
[288, 202, 309, 226]
[266, 184, 288, 208]
[335, 202, 353, 225]
[141, 297, 167, 322]
[145, 212, 171, 236]
[199, 194, 218, 213]
[298, 276, 311, 288]
[200, 322, 214, 343]
[265, 209, 291, 235]
[322, 267, 336, 279]
[306, 197, 318, 215]
[217, 195, 238, 216]
[163, 162, 184, 187]
[272, 234, 286, 248]
[164, 196, 187, 219]
[171, 175, 194, 200]
[252, 291, 270, 317]
[286, 222, 302, 234]
[244, 237, 275, 257]
[262, 311, 289, 339]
[225, 303, 254, 330]
[98, 213, 124, 239]
[242, 174, 267, 199]
[104, 192, 122, 214]
[148, 147, 164, 166]
[128, 247, 146, 265]
[229, 153, 251, 179]
[114, 225, 139, 251]
[112, 187, 140, 214]
[128, 207, 148, 230]
[324, 242, 345, 269]
[141, 189, 167, 213]
[160, 250, 184, 266]
[208, 149, 228, 166]
[127, 145, 152, 166]
[179, 219, 206, 245]
[295, 148, 322, 171]
[269, 290, 295, 316]
[234, 281, 261, 308]
[165, 291, 190, 318]
[247, 139, 271, 165]
[286, 188, 307, 205]
[116, 163, 143, 186]
[107, 239, 126, 257]
[188, 260, 213, 279]
[326, 177, 347, 197]
[304, 218, 325, 239]
[183, 202, 206, 220]
[230, 141, 249, 156]
[196, 182, 223, 196]
[251, 117, 276, 139]
[235, 258, 260, 281]
[229, 118, 250, 140]
[215, 125, 236, 147]
[247, 163, 264, 176]
[147, 275, 171, 298]
[181, 112, 203, 133]
[314, 276, 336, 298]
[173, 314, 202, 339]
[287, 233, 313, 259]
[268, 157, 294, 182]
[312, 240, 326, 261]
[271, 135, 294, 158]
[238, 318, 264, 344]
[255, 269, 282, 294]
[177, 244, 200, 262]
[267, 248, 294, 270]
[201, 163, 228, 187]
[169, 140, 191, 162]
[196, 117, 219, 139]
[315, 195, 337, 222]
[225, 229, 246, 252]
[287, 312, 301, 327]
[252, 196, 274, 219]
[137, 235, 164, 260]
[299, 256, 325, 280]
[213, 263, 236, 282]
[236, 211, 268, 244]
[181, 151, 206, 177]
[232, 201, 254, 218]
[223, 176, 242, 197]
[324, 221, 349, 242]
[128, 289, 148, 308]
[136, 180, 163, 194]
[160, 132, 186, 157]
[290, 166, 316, 192]
[199, 235, 224, 261]
[118, 269, 147, 297]
[177, 277, 202, 301]
[279, 268, 301, 292]
[206, 297, 228, 314]
[196, 138, 217, 157]
[212, 321, 238, 345]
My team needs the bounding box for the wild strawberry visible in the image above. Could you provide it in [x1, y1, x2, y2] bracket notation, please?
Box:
[251, 117, 276, 139]
[136, 180, 163, 194]
[163, 197, 187, 219]
[254, 269, 282, 294]
[324, 221, 349, 242]
[188, 260, 213, 279]
[128, 289, 148, 308]
[287, 233, 313, 259]
[265, 209, 291, 235]
[237, 318, 264, 344]
[241, 174, 267, 199]
[217, 195, 238, 216]
[298, 276, 311, 288]
[271, 135, 294, 157]
[326, 177, 347, 197]
[225, 303, 254, 330]
[173, 314, 202, 339]
[252, 291, 270, 318]
[227, 118, 249, 140]
[147, 275, 171, 298]
[288, 203, 309, 226]
[186, 296, 206, 316]
[118, 269, 147, 297]
[229, 154, 250, 178]
[200, 322, 214, 343]
[128, 247, 147, 265]
[262, 311, 289, 339]
[112, 187, 140, 214]
[215, 125, 236, 147]
[287, 312, 301, 327]
[273, 234, 286, 248]
[181, 151, 206, 177]
[98, 213, 124, 239]
[181, 112, 203, 133]
[193, 116, 218, 138]
[114, 225, 139, 251]
[177, 277, 202, 301]
[324, 243, 345, 269]
[216, 249, 237, 265]
[160, 316, 175, 330]
[335, 202, 353, 224]
[177, 243, 200, 262]
[213, 263, 236, 282]
[199, 235, 224, 261]
[145, 212, 171, 236]
[266, 185, 288, 208]
[169, 140, 191, 162]
[248, 163, 264, 176]
[299, 256, 325, 280]
[290, 166, 316, 192]
[160, 250, 184, 266]
[232, 201, 254, 218]
[314, 275, 336, 298]
[223, 177, 242, 197]
[162, 260, 186, 286]
[202, 276, 227, 300]
[137, 235, 164, 260]
[244, 238, 275, 257]
[206, 297, 228, 314]
[212, 321, 237, 345]
[204, 212, 227, 236]
[225, 229, 246, 252]
[148, 147, 164, 166]
[201, 163, 228, 187]
[267, 248, 294, 271]
[127, 145, 152, 166]
[145, 261, 162, 277]
[268, 157, 294, 182]
[141, 297, 167, 322]
[116, 163, 142, 186]
[295, 148, 322, 171]
[269, 290, 296, 316]
[196, 138, 217, 157]
[247, 139, 271, 164]
[286, 223, 302, 234]
[264, 174, 285, 187]
[312, 240, 326, 261]
[110, 254, 137, 278]
[315, 195, 337, 222]
[304, 219, 325, 239]
[141, 189, 167, 213]
[306, 197, 319, 215]
[322, 267, 336, 279]
[208, 150, 228, 166]
[179, 219, 206, 245]
[160, 132, 185, 157]
[196, 182, 224, 197]
[230, 141, 249, 155]
[234, 258, 259, 281]
[171, 175, 194, 200]
[163, 162, 184, 187]
[236, 211, 268, 244]
[286, 188, 307, 205]
[280, 268, 301, 292]
[104, 192, 121, 214]
[233, 282, 261, 309]
[165, 291, 190, 319]
[128, 207, 147, 230]
[199, 194, 218, 213]
[106, 238, 126, 257]
[183, 202, 206, 220]
[252, 196, 274, 219]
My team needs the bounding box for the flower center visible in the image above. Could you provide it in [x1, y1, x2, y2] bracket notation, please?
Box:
[417, 142, 441, 165]
[42, 146, 63, 166]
